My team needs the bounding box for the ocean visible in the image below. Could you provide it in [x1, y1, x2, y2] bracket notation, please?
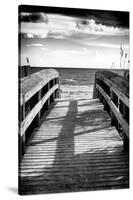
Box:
[55, 68, 100, 99]
[25, 66, 127, 99]
[55, 68, 126, 99]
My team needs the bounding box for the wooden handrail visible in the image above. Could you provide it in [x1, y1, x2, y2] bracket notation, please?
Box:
[19, 69, 60, 154]
[93, 70, 129, 148]
[93, 71, 129, 107]
[96, 84, 129, 138]
[20, 69, 59, 106]
[20, 84, 59, 137]
[95, 71, 129, 96]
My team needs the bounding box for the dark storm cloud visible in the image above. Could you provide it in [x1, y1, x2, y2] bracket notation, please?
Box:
[19, 12, 48, 23]
[19, 5, 129, 28]
[87, 11, 129, 28]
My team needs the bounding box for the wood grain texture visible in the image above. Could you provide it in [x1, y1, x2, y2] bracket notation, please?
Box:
[95, 71, 129, 107]
[19, 98, 129, 195]
[20, 69, 59, 106]
[96, 84, 129, 138]
[20, 84, 59, 136]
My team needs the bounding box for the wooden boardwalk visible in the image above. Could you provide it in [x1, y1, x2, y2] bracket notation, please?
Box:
[19, 97, 129, 194]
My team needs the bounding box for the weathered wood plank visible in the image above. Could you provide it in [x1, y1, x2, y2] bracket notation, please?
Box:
[19, 98, 129, 194]
[20, 69, 59, 106]
[95, 70, 129, 98]
[111, 87, 129, 108]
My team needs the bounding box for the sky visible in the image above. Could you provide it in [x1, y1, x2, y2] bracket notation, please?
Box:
[19, 5, 129, 69]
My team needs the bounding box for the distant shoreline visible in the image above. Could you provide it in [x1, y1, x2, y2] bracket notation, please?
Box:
[19, 65, 129, 71]
[19, 65, 129, 80]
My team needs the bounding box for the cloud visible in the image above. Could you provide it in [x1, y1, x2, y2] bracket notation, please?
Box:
[19, 12, 129, 40]
[20, 32, 36, 38]
[89, 11, 129, 29]
[26, 43, 44, 47]
[20, 23, 49, 38]
[47, 29, 72, 39]
[19, 12, 48, 23]
[20, 13, 76, 39]
[26, 33, 34, 38]
[76, 18, 123, 35]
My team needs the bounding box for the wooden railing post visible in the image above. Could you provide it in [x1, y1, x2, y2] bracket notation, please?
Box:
[110, 89, 115, 126]
[123, 133, 129, 151]
[118, 98, 120, 109]
[123, 104, 127, 121]
[103, 98, 108, 111]
[121, 103, 129, 151]
[58, 77, 61, 98]
[117, 98, 121, 130]
[47, 82, 50, 108]
[51, 79, 55, 102]
[93, 75, 98, 98]
[53, 79, 55, 100]
[22, 102, 25, 143]
[56, 77, 61, 98]
[36, 90, 41, 127]
[100, 93, 103, 104]
[20, 102, 25, 156]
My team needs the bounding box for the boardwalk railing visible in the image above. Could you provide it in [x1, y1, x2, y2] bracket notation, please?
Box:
[93, 70, 129, 149]
[19, 69, 60, 156]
